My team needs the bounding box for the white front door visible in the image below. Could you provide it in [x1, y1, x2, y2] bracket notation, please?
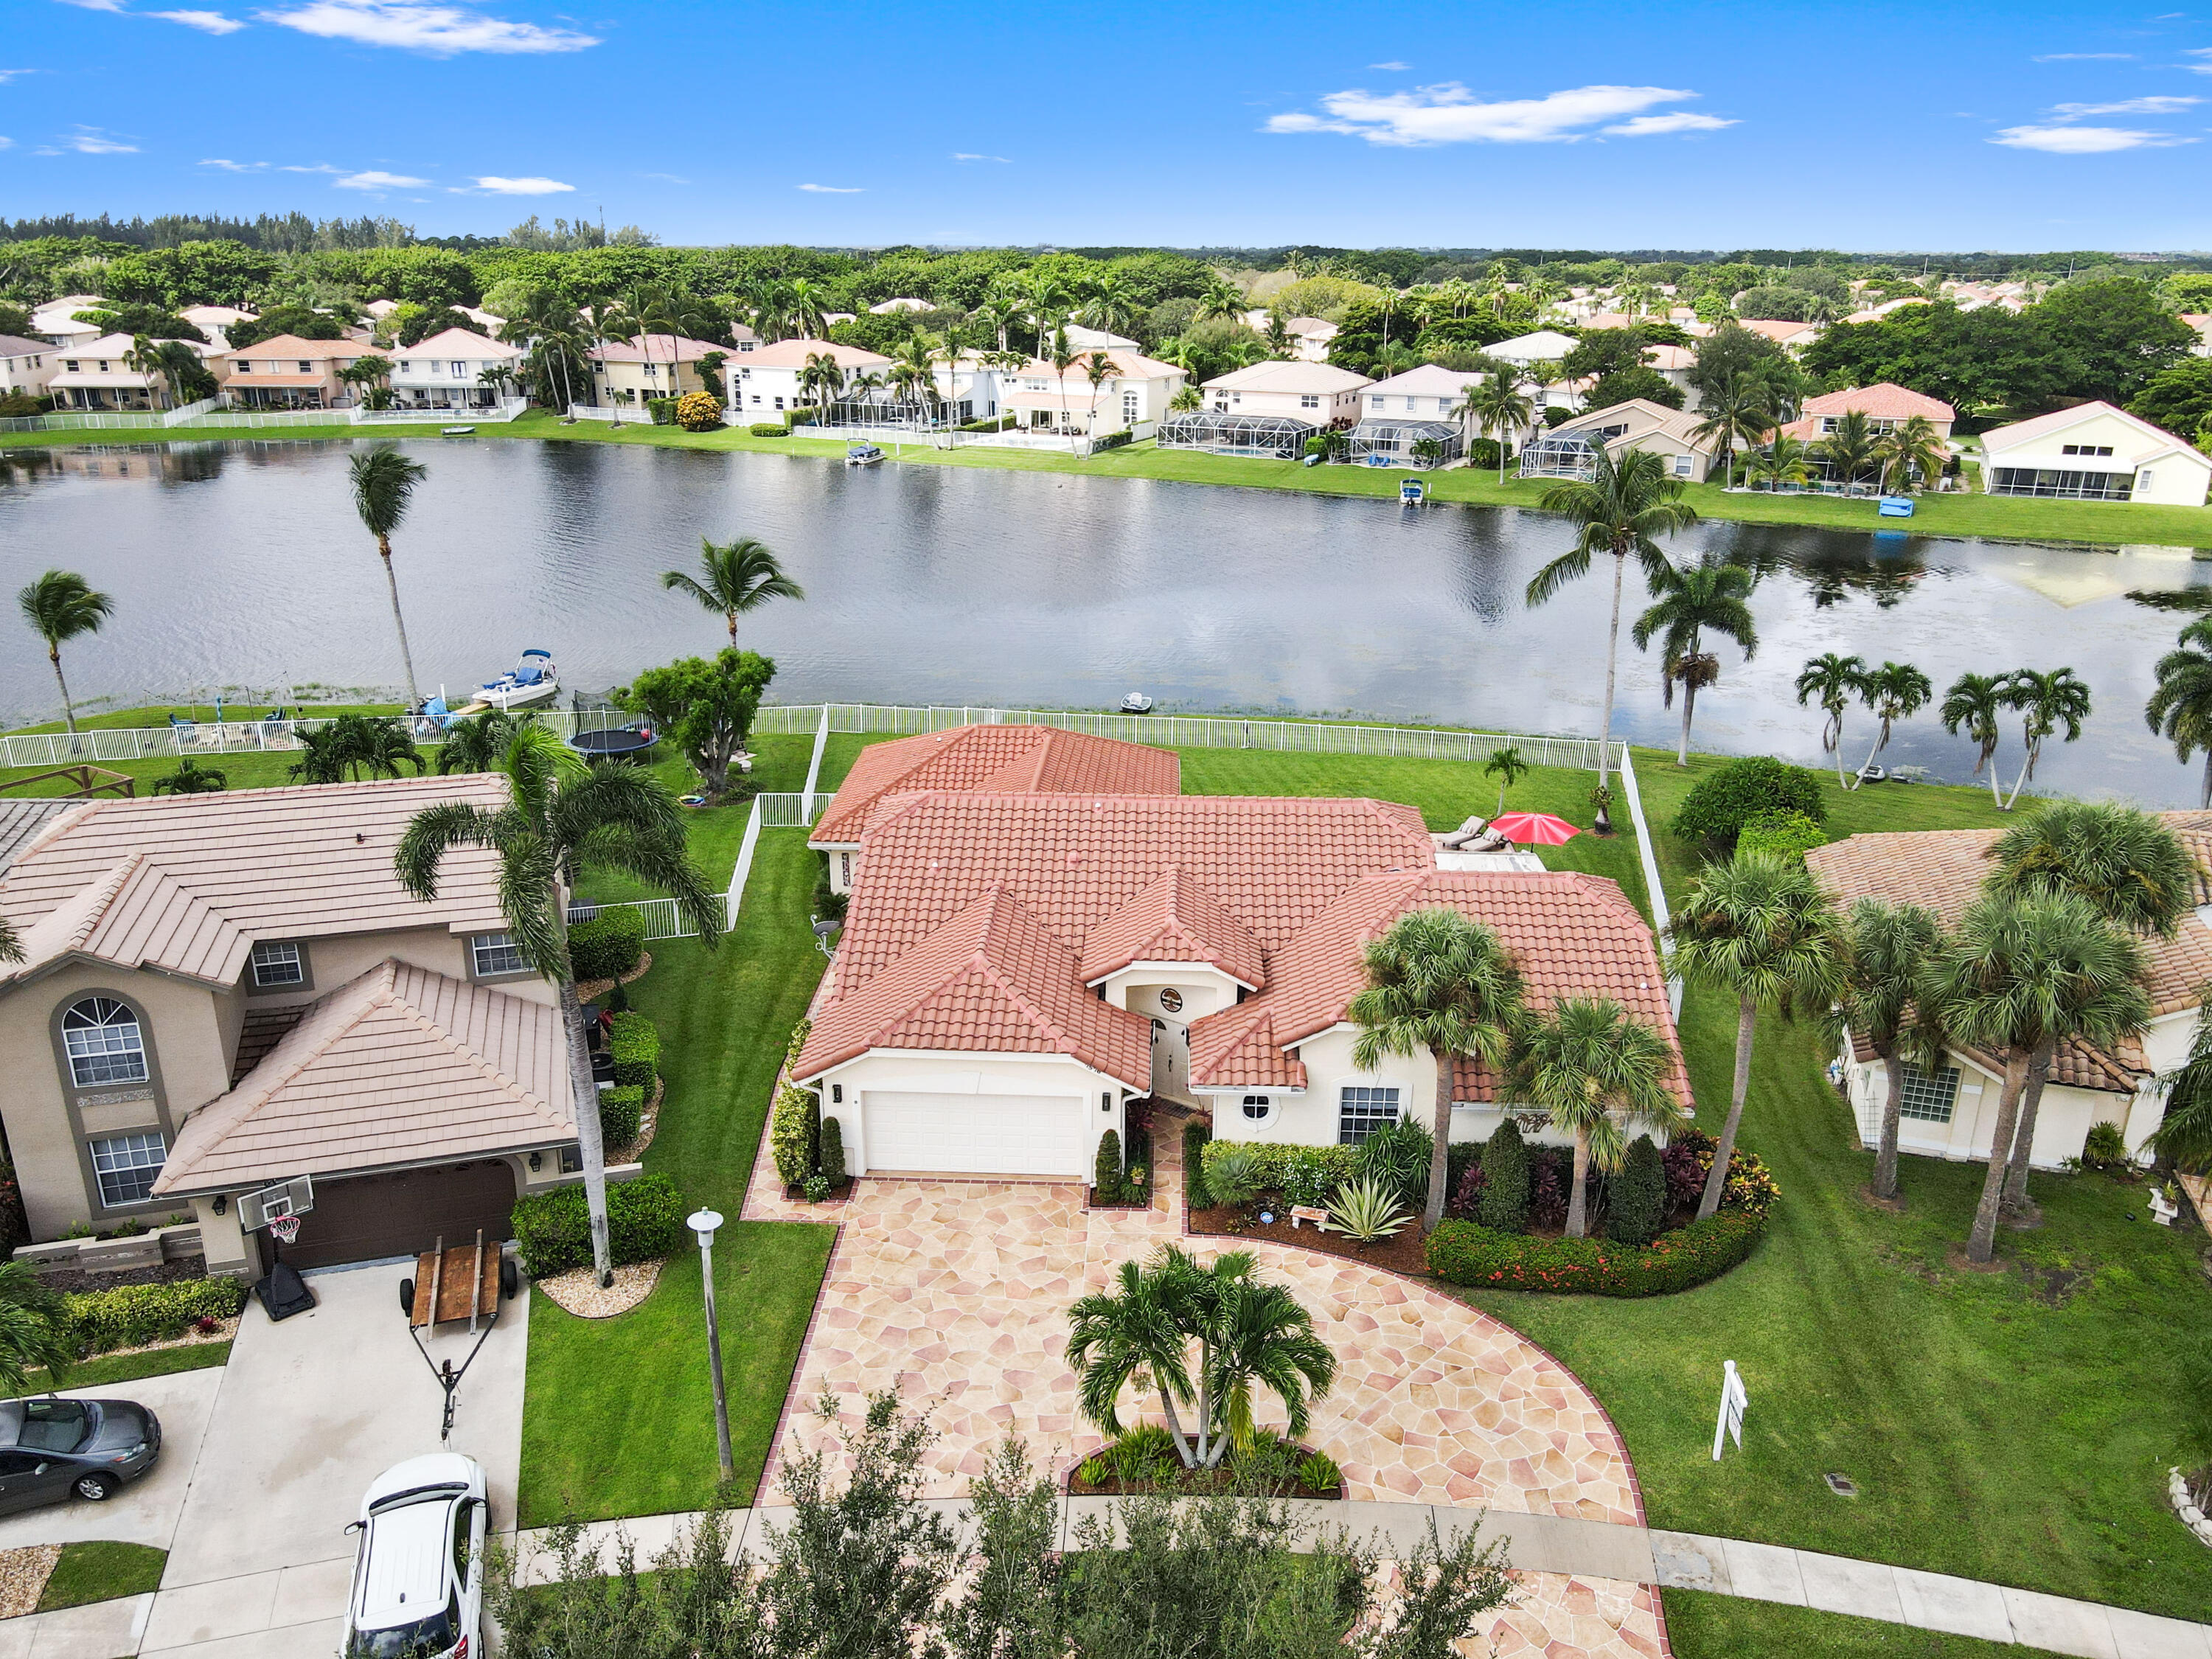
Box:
[1151, 1018, 1191, 1102]
[861, 1091, 1090, 1178]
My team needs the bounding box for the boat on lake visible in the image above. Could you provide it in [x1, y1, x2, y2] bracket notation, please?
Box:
[845, 442, 884, 467]
[1119, 692, 1154, 714]
[478, 649, 559, 710]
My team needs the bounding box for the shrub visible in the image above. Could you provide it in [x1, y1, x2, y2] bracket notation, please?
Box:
[568, 908, 647, 983]
[61, 1276, 246, 1354]
[647, 396, 678, 425]
[1664, 1126, 1781, 1219]
[1092, 430, 1134, 453]
[785, 408, 818, 431]
[1528, 1145, 1571, 1228]
[1610, 1135, 1666, 1245]
[599, 1084, 644, 1150]
[1199, 1140, 1357, 1206]
[784, 1018, 811, 1076]
[1204, 1143, 1260, 1208]
[1107, 1423, 1180, 1483]
[751, 422, 788, 437]
[1319, 1175, 1412, 1243]
[1479, 1119, 1531, 1232]
[1295, 1450, 1343, 1493]
[819, 1116, 846, 1186]
[1467, 437, 1503, 469]
[1661, 1131, 1709, 1211]
[1427, 1209, 1769, 1297]
[607, 1011, 659, 1090]
[675, 391, 723, 432]
[1094, 1129, 1124, 1203]
[1736, 808, 1829, 863]
[1355, 1119, 1431, 1211]
[510, 1172, 687, 1277]
[1672, 756, 1827, 850]
[2083, 1119, 2129, 1170]
[771, 1085, 820, 1188]
[1183, 1120, 1213, 1209]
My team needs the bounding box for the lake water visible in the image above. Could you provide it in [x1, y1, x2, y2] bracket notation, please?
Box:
[1, 437, 2205, 804]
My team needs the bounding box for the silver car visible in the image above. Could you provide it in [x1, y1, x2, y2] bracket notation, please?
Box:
[342, 1453, 487, 1659]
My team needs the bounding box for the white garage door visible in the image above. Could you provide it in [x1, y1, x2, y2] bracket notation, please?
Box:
[863, 1091, 1091, 1178]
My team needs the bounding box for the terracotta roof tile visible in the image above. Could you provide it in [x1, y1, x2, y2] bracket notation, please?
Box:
[1078, 864, 1267, 988]
[1801, 382, 1956, 423]
[810, 725, 1179, 846]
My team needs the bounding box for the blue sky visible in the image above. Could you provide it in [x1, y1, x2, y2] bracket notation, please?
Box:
[7, 0, 2212, 251]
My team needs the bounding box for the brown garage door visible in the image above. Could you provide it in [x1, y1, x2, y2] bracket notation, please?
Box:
[260, 1160, 521, 1272]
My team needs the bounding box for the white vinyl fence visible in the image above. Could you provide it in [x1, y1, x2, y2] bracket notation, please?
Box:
[566, 891, 726, 942]
[0, 398, 527, 437]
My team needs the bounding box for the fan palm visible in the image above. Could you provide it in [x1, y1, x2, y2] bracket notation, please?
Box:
[1741, 433, 1811, 494]
[395, 723, 721, 1286]
[1512, 998, 1683, 1237]
[662, 536, 804, 646]
[1631, 557, 1758, 766]
[1064, 1254, 1200, 1466]
[1853, 660, 1934, 786]
[1877, 414, 1946, 496]
[348, 445, 428, 712]
[2147, 616, 2212, 807]
[1939, 672, 2009, 809]
[1688, 377, 1775, 490]
[1838, 899, 1944, 1202]
[1923, 890, 2149, 1263]
[1526, 447, 1699, 792]
[1458, 372, 1533, 484]
[1999, 667, 2091, 810]
[17, 570, 114, 735]
[1795, 652, 1868, 787]
[1669, 851, 1848, 1220]
[1348, 908, 1525, 1228]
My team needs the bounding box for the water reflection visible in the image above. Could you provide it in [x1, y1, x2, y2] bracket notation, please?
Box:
[0, 437, 2204, 805]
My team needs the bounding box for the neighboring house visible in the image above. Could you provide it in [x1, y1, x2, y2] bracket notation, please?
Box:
[1776, 382, 1957, 445]
[1062, 325, 1139, 353]
[869, 297, 933, 315]
[808, 724, 1180, 895]
[995, 351, 1189, 437]
[1977, 401, 2212, 507]
[586, 333, 747, 411]
[1239, 313, 1338, 361]
[0, 777, 582, 1277]
[178, 306, 256, 351]
[723, 338, 891, 420]
[1729, 318, 1822, 353]
[0, 335, 58, 403]
[1200, 360, 1369, 425]
[1487, 331, 1585, 409]
[386, 327, 525, 410]
[222, 335, 364, 410]
[28, 297, 107, 351]
[1517, 398, 1719, 484]
[790, 790, 1685, 1181]
[1841, 297, 1931, 326]
[1357, 364, 1478, 425]
[2180, 314, 2212, 358]
[1645, 343, 1701, 409]
[1807, 821, 2212, 1167]
[47, 334, 220, 412]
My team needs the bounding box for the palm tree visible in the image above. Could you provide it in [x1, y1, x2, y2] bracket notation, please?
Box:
[1741, 433, 1811, 494]
[662, 536, 804, 646]
[1482, 745, 1528, 815]
[396, 723, 721, 1287]
[1923, 890, 2149, 1263]
[1082, 350, 1116, 441]
[1347, 908, 1525, 1229]
[435, 709, 525, 774]
[1877, 414, 1946, 496]
[1689, 377, 1775, 490]
[1459, 372, 1533, 484]
[1939, 672, 2009, 809]
[2147, 616, 2212, 807]
[2149, 990, 2212, 1174]
[1078, 273, 1139, 339]
[1049, 327, 1081, 451]
[1512, 998, 1683, 1237]
[1192, 273, 1244, 327]
[1795, 653, 1868, 787]
[348, 445, 428, 712]
[1815, 409, 1879, 488]
[17, 570, 113, 735]
[1668, 851, 1848, 1221]
[289, 714, 425, 784]
[973, 296, 1023, 355]
[338, 352, 395, 409]
[0, 1259, 74, 1395]
[798, 350, 846, 415]
[1168, 385, 1203, 414]
[1999, 667, 2091, 810]
[1631, 557, 1758, 766]
[1064, 1253, 1201, 1467]
[1838, 899, 1944, 1202]
[782, 277, 831, 341]
[1202, 1267, 1336, 1461]
[1526, 447, 1698, 793]
[1025, 273, 1071, 357]
[1852, 660, 1934, 787]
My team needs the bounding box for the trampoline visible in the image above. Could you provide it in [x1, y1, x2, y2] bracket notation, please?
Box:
[567, 723, 657, 761]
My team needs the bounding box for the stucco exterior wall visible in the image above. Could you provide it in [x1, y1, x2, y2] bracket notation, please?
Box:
[813, 1050, 1129, 1180]
[1838, 1043, 2166, 1167]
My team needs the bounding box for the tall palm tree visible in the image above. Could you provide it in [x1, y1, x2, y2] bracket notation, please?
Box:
[1852, 660, 1934, 787]
[1458, 372, 1533, 484]
[1923, 890, 2149, 1263]
[1025, 274, 1071, 357]
[662, 536, 804, 646]
[1049, 327, 1081, 451]
[1877, 414, 1946, 496]
[1082, 350, 1116, 442]
[782, 277, 830, 341]
[1078, 272, 1139, 339]
[1526, 447, 1698, 793]
[1688, 376, 1775, 490]
[17, 570, 113, 735]
[396, 724, 721, 1287]
[1741, 433, 1811, 494]
[1815, 409, 1879, 488]
[1999, 667, 2091, 810]
[1064, 1254, 1200, 1467]
[1669, 850, 1848, 1220]
[1838, 899, 1944, 1203]
[1631, 557, 1758, 765]
[797, 350, 846, 415]
[1939, 672, 2009, 809]
[973, 296, 1023, 355]
[349, 445, 428, 712]
[2146, 616, 2212, 807]
[625, 285, 710, 405]
[1512, 998, 1683, 1237]
[1347, 908, 1525, 1229]
[1795, 652, 1868, 787]
[1192, 273, 1244, 326]
[1202, 1267, 1337, 1461]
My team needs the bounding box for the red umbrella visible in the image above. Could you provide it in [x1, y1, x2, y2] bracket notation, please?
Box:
[1488, 811, 1581, 846]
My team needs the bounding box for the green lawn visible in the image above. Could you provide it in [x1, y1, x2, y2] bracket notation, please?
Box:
[13, 1340, 232, 1397]
[1659, 1590, 2071, 1658]
[35, 1540, 167, 1613]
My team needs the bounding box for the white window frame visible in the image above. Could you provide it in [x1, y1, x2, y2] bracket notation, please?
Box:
[63, 997, 149, 1088]
[88, 1132, 167, 1208]
[1898, 1061, 1960, 1124]
[249, 940, 305, 988]
[470, 932, 527, 976]
[1240, 1094, 1274, 1125]
[1338, 1085, 1400, 1144]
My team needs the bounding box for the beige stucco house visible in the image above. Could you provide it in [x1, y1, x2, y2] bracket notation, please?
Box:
[723, 338, 889, 422]
[1777, 382, 1956, 445]
[0, 335, 57, 403]
[1977, 401, 2212, 507]
[222, 335, 365, 410]
[386, 327, 524, 410]
[1517, 398, 1719, 484]
[1201, 360, 1370, 425]
[586, 331, 756, 412]
[995, 351, 1189, 438]
[0, 779, 580, 1279]
[46, 334, 223, 413]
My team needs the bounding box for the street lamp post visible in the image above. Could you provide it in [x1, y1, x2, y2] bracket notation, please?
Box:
[688, 1208, 734, 1484]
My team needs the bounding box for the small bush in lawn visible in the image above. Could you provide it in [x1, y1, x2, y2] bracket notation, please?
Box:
[1093, 1129, 1124, 1203]
[1183, 1120, 1213, 1208]
[751, 422, 788, 437]
[568, 908, 647, 982]
[599, 1085, 644, 1150]
[819, 1116, 846, 1186]
[607, 1010, 659, 1089]
[2082, 1119, 2129, 1170]
[1672, 755, 1827, 851]
[1610, 1135, 1666, 1245]
[771, 1085, 820, 1189]
[509, 1172, 686, 1277]
[1203, 1143, 1260, 1208]
[1479, 1119, 1531, 1232]
[1736, 807, 1829, 863]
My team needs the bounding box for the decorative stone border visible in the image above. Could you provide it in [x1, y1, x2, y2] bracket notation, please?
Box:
[2170, 1467, 2212, 1548]
[535, 1259, 662, 1319]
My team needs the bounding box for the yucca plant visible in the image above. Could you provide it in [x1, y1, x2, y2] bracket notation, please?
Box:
[1318, 1175, 1411, 1244]
[1205, 1143, 1260, 1208]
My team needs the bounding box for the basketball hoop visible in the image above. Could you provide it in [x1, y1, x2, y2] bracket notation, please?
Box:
[267, 1214, 301, 1246]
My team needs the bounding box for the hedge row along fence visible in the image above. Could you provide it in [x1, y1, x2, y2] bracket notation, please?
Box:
[1425, 1208, 1768, 1298]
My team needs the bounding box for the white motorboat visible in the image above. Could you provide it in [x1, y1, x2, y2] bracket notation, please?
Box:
[845, 442, 884, 467]
[1119, 692, 1154, 714]
[478, 649, 560, 711]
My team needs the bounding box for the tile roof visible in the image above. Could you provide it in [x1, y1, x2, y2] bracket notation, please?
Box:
[810, 725, 1179, 846]
[1731, 319, 1820, 344]
[1801, 382, 1956, 422]
[222, 335, 358, 361]
[398, 327, 518, 360]
[0, 801, 78, 875]
[588, 333, 737, 365]
[1979, 400, 2204, 463]
[1361, 364, 1484, 398]
[153, 959, 571, 1194]
[726, 337, 892, 369]
[1204, 360, 1372, 394]
[1561, 397, 1713, 452]
[0, 775, 512, 990]
[0, 335, 49, 358]
[1078, 865, 1267, 988]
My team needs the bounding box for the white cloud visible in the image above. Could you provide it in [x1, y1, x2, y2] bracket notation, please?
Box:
[1367, 60, 1408, 70]
[1604, 111, 1736, 136]
[1992, 122, 2195, 151]
[335, 167, 428, 187]
[798, 182, 862, 192]
[152, 9, 246, 29]
[0, 138, 13, 150]
[60, 127, 137, 153]
[460, 174, 572, 193]
[55, 0, 128, 11]
[256, 1, 598, 54]
[951, 152, 1009, 162]
[199, 156, 266, 170]
[2051, 95, 2200, 116]
[279, 161, 339, 172]
[2188, 47, 2212, 72]
[639, 171, 687, 183]
[2033, 51, 2133, 60]
[0, 69, 37, 83]
[1265, 83, 1719, 145]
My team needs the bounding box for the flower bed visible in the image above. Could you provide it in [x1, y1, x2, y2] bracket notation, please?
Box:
[1070, 1425, 1343, 1499]
[60, 1275, 248, 1354]
[1189, 1202, 1430, 1276]
[1426, 1208, 1768, 1297]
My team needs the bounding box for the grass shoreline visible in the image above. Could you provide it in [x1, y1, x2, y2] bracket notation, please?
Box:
[7, 408, 2208, 551]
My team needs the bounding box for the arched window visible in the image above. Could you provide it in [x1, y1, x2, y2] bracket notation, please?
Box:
[62, 997, 147, 1088]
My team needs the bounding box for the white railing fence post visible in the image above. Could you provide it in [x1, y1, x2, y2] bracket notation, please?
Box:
[726, 797, 766, 931]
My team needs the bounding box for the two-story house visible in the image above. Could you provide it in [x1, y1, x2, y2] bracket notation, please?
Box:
[588, 330, 759, 412]
[1198, 361, 1370, 426]
[222, 335, 365, 411]
[0, 335, 57, 405]
[386, 327, 525, 411]
[0, 779, 580, 1279]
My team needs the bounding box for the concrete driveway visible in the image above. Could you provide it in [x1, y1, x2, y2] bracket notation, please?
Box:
[0, 1366, 224, 1555]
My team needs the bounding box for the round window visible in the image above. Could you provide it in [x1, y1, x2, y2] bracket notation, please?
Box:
[1242, 1096, 1271, 1120]
[1158, 988, 1183, 1014]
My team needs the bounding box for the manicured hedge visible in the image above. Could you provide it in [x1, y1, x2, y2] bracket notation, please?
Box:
[608, 1011, 659, 1090]
[569, 908, 647, 983]
[510, 1172, 687, 1277]
[62, 1276, 247, 1354]
[750, 422, 788, 437]
[772, 1084, 819, 1188]
[1426, 1208, 1768, 1298]
[1671, 756, 1826, 850]
[1199, 1140, 1357, 1206]
[599, 1084, 644, 1150]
